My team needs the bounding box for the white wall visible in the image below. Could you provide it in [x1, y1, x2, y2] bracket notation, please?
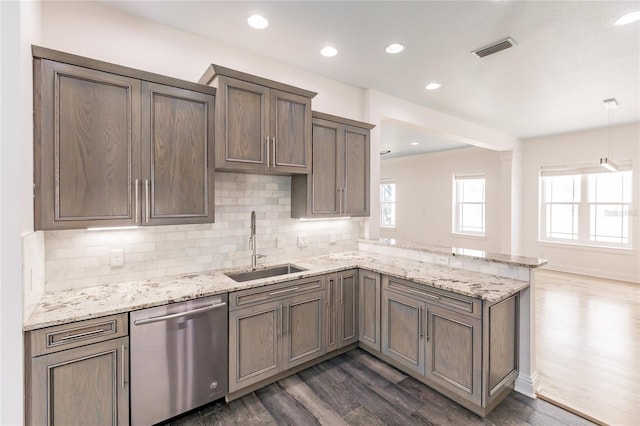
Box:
[40, 1, 365, 122]
[521, 123, 640, 283]
[380, 147, 505, 253]
[364, 89, 521, 241]
[1, 0, 40, 423]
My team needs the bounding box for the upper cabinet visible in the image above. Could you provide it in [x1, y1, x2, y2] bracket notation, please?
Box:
[291, 112, 374, 218]
[33, 47, 215, 230]
[199, 64, 315, 175]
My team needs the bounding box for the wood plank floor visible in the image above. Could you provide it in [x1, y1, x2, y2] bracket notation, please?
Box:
[534, 269, 640, 426]
[161, 349, 594, 426]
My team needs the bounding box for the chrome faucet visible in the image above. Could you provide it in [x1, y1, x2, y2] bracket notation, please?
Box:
[249, 211, 265, 269]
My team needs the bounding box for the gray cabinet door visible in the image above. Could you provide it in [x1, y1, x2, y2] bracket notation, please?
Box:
[382, 290, 425, 375]
[271, 90, 312, 174]
[343, 125, 370, 216]
[142, 83, 215, 225]
[338, 270, 359, 347]
[215, 76, 269, 172]
[283, 290, 326, 370]
[35, 59, 141, 230]
[326, 273, 339, 353]
[358, 270, 381, 351]
[30, 336, 129, 426]
[228, 300, 281, 393]
[425, 305, 482, 405]
[310, 119, 341, 215]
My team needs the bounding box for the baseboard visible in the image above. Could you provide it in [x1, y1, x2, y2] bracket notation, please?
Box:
[540, 264, 639, 284]
[514, 370, 541, 398]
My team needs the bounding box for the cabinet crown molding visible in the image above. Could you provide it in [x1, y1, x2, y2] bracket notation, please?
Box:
[32, 45, 216, 96]
[200, 63, 317, 98]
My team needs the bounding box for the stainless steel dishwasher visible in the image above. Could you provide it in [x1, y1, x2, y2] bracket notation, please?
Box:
[129, 294, 228, 426]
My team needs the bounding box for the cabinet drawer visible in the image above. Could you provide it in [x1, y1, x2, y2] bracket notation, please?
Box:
[383, 276, 481, 319]
[29, 314, 128, 357]
[229, 276, 325, 311]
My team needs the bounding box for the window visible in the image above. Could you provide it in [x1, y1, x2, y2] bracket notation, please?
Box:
[380, 181, 396, 228]
[453, 175, 485, 236]
[540, 166, 632, 248]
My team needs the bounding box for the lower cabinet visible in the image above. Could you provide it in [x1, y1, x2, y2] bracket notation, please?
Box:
[26, 314, 129, 426]
[358, 270, 381, 351]
[381, 275, 514, 413]
[228, 276, 326, 393]
[326, 269, 359, 352]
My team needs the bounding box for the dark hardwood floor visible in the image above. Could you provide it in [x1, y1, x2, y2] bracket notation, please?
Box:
[161, 349, 595, 426]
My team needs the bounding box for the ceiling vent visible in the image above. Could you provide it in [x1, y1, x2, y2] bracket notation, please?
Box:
[472, 37, 517, 58]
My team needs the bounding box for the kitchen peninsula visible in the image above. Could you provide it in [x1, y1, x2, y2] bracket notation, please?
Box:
[24, 239, 546, 422]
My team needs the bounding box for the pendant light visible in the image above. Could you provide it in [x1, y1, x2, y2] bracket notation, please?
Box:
[600, 98, 619, 172]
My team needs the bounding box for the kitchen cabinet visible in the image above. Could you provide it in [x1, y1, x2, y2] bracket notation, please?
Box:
[33, 46, 215, 230]
[199, 64, 315, 174]
[326, 269, 359, 352]
[291, 112, 374, 218]
[358, 270, 381, 351]
[228, 276, 326, 393]
[25, 314, 129, 426]
[381, 275, 517, 413]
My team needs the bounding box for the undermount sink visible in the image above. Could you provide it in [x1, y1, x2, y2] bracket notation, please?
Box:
[225, 264, 307, 283]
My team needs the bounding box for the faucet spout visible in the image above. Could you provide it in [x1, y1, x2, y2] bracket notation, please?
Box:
[250, 211, 258, 270]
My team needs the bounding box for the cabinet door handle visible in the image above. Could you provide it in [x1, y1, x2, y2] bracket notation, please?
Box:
[121, 344, 126, 390]
[272, 137, 277, 168]
[134, 179, 140, 224]
[144, 179, 150, 222]
[342, 187, 347, 213]
[418, 306, 423, 339]
[425, 308, 429, 341]
[266, 136, 270, 169]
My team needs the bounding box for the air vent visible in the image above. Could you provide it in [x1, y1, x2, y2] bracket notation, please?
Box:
[472, 37, 517, 58]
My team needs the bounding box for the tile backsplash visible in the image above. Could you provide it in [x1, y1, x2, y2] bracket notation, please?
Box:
[39, 172, 364, 293]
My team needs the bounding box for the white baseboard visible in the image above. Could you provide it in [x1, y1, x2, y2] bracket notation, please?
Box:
[515, 371, 541, 398]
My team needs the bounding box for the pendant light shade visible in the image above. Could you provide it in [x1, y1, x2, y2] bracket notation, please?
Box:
[600, 98, 619, 172]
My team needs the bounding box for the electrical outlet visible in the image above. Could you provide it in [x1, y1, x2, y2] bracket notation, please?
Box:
[435, 255, 449, 266]
[297, 234, 308, 247]
[329, 233, 337, 244]
[110, 249, 124, 267]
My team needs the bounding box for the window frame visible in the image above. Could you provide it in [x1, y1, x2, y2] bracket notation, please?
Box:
[539, 164, 633, 249]
[452, 173, 486, 237]
[380, 180, 396, 229]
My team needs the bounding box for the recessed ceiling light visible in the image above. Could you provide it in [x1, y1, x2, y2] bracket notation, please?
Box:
[385, 43, 404, 54]
[410, 142, 419, 146]
[247, 14, 269, 29]
[425, 82, 441, 90]
[615, 11, 640, 26]
[321, 46, 338, 57]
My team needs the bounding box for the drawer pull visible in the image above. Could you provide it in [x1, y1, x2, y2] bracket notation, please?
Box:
[268, 287, 299, 296]
[58, 328, 106, 341]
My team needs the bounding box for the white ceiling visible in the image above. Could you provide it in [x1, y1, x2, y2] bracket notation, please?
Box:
[100, 0, 640, 158]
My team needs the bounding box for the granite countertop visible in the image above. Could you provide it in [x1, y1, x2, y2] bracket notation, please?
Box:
[24, 250, 530, 331]
[363, 238, 548, 268]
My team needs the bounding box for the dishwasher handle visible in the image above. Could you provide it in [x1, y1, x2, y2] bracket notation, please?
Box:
[133, 302, 227, 326]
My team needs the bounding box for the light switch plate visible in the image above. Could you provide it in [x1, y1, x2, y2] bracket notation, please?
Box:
[435, 255, 449, 266]
[110, 249, 124, 267]
[329, 233, 337, 244]
[297, 235, 308, 247]
[276, 235, 284, 248]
